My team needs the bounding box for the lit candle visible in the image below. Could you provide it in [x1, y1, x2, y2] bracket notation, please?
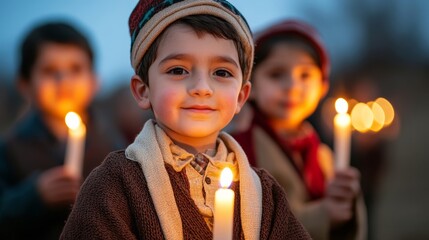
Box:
[213, 167, 235, 240]
[334, 98, 351, 170]
[64, 112, 86, 177]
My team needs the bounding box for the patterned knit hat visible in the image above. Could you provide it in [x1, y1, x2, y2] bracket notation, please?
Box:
[254, 20, 330, 81]
[129, 0, 254, 82]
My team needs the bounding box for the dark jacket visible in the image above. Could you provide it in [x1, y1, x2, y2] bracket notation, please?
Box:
[0, 109, 125, 239]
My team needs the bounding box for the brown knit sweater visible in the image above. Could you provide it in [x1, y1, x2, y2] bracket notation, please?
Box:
[60, 151, 311, 239]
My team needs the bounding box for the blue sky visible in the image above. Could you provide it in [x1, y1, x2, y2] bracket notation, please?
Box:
[2, 0, 428, 95]
[0, 0, 301, 95]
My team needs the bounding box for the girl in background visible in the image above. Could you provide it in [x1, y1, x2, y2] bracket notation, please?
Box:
[233, 20, 367, 240]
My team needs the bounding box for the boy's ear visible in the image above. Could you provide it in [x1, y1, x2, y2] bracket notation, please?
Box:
[248, 78, 257, 101]
[130, 74, 151, 110]
[235, 81, 252, 114]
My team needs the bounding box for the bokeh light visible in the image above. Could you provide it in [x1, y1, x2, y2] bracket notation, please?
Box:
[375, 97, 395, 126]
[351, 103, 373, 132]
[368, 101, 385, 132]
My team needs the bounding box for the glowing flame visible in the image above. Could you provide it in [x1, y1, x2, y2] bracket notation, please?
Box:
[335, 98, 348, 114]
[220, 167, 233, 188]
[65, 112, 82, 130]
[334, 97, 394, 134]
[335, 112, 351, 127]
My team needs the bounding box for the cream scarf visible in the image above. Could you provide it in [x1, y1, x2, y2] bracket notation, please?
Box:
[125, 120, 262, 240]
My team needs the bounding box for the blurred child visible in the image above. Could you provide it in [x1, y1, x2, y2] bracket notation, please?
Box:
[233, 20, 367, 240]
[105, 85, 154, 145]
[0, 22, 125, 239]
[60, 1, 311, 239]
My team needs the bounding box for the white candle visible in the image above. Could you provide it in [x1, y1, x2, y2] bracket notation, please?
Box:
[64, 112, 86, 177]
[334, 98, 351, 170]
[213, 167, 235, 240]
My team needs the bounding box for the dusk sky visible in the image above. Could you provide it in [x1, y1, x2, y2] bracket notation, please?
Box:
[1, 0, 428, 95]
[0, 0, 298, 94]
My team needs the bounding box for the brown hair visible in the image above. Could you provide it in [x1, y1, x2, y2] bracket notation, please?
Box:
[18, 21, 94, 81]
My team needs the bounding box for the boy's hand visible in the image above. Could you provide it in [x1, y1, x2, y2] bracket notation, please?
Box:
[323, 167, 361, 228]
[37, 166, 82, 208]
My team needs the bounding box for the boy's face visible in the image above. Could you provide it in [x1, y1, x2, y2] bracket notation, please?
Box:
[251, 42, 328, 130]
[22, 43, 97, 119]
[132, 23, 250, 147]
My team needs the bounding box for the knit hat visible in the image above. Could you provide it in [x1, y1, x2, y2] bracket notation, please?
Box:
[254, 20, 330, 81]
[129, 0, 254, 82]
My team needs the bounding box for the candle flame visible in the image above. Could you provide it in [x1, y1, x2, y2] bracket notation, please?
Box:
[65, 112, 82, 130]
[220, 167, 233, 188]
[336, 113, 351, 127]
[335, 98, 348, 114]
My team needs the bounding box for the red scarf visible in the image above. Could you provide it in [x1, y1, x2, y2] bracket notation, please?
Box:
[277, 127, 325, 200]
[233, 103, 325, 200]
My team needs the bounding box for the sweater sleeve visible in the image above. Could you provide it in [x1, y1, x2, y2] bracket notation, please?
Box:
[256, 168, 312, 240]
[60, 153, 138, 240]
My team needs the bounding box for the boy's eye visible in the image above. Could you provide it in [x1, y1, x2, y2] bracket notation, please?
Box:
[268, 71, 283, 81]
[295, 67, 320, 81]
[41, 66, 57, 77]
[292, 65, 322, 81]
[214, 69, 232, 78]
[299, 71, 310, 80]
[70, 64, 84, 75]
[167, 67, 188, 75]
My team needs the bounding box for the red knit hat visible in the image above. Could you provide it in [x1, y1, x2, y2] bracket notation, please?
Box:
[129, 0, 254, 82]
[254, 20, 330, 81]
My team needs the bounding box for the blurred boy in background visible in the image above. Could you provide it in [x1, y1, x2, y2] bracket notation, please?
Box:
[0, 21, 125, 239]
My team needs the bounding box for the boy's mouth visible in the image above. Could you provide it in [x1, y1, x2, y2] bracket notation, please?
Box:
[280, 101, 299, 108]
[183, 105, 215, 112]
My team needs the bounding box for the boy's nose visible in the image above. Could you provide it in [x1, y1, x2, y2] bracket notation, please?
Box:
[189, 74, 214, 97]
[53, 71, 71, 82]
[281, 74, 300, 90]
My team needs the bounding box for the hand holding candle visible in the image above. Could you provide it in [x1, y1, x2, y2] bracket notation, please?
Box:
[65, 112, 86, 177]
[334, 98, 351, 170]
[213, 167, 235, 240]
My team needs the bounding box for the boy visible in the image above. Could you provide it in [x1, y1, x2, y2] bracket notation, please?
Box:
[0, 22, 124, 239]
[232, 20, 367, 239]
[60, 0, 311, 239]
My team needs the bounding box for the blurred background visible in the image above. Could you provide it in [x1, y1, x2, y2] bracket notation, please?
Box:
[1, 0, 428, 239]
